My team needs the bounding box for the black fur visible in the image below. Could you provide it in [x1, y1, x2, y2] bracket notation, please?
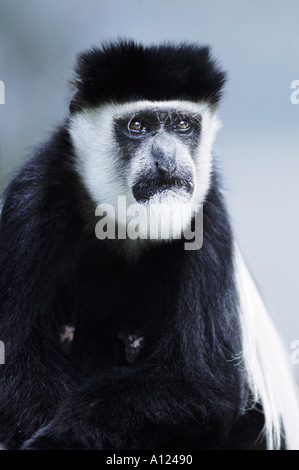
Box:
[70, 40, 226, 112]
[0, 41, 264, 450]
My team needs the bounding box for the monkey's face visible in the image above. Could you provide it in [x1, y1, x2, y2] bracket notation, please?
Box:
[114, 109, 199, 203]
[69, 101, 221, 241]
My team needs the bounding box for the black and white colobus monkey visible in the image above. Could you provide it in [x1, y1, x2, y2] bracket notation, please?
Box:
[0, 40, 298, 450]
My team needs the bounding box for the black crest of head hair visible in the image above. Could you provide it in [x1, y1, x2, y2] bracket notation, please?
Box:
[70, 39, 226, 113]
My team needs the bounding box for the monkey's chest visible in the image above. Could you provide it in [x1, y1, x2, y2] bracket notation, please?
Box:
[60, 267, 171, 374]
[59, 246, 180, 374]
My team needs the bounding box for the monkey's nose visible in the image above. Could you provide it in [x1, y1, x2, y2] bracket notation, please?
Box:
[151, 135, 177, 176]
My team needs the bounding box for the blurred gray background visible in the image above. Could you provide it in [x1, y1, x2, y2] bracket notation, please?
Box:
[0, 0, 298, 377]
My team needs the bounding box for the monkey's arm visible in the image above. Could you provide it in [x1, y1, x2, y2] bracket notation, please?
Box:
[0, 142, 82, 449]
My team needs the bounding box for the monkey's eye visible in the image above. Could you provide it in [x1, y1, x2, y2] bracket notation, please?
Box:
[128, 119, 145, 133]
[173, 120, 191, 132]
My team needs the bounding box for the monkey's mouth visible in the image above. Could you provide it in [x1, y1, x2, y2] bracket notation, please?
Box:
[132, 178, 194, 202]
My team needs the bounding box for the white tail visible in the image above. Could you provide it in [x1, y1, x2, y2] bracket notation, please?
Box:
[234, 243, 299, 449]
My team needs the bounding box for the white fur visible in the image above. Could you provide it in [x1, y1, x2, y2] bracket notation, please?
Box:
[68, 100, 219, 242]
[235, 243, 299, 449]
